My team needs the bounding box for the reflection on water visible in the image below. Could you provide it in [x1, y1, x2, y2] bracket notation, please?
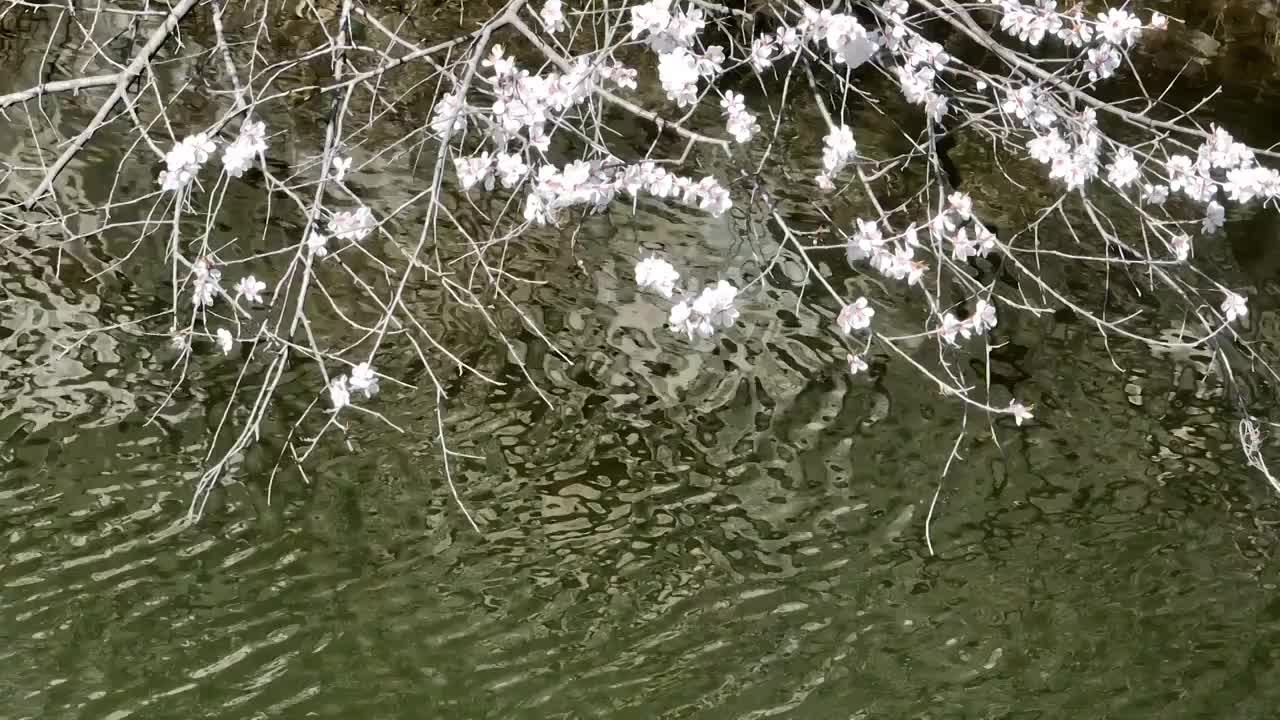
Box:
[5, 11, 1280, 720]
[6, 186, 1280, 718]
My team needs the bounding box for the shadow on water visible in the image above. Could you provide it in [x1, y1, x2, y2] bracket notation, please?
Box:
[6, 10, 1280, 720]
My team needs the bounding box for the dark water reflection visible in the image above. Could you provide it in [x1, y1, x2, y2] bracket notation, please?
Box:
[6, 11, 1280, 720]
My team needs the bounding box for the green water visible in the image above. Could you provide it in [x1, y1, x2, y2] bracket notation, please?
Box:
[5, 7, 1280, 720]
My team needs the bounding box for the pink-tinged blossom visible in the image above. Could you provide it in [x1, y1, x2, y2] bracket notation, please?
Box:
[1008, 400, 1034, 426]
[721, 91, 759, 143]
[1084, 45, 1121, 82]
[455, 152, 495, 190]
[1096, 8, 1142, 47]
[539, 0, 566, 33]
[750, 35, 777, 71]
[235, 275, 266, 304]
[847, 218, 885, 263]
[972, 298, 998, 334]
[669, 280, 739, 339]
[331, 207, 375, 241]
[939, 312, 963, 345]
[192, 259, 221, 308]
[848, 352, 869, 375]
[837, 297, 875, 333]
[1142, 183, 1169, 204]
[999, 0, 1062, 46]
[430, 90, 469, 135]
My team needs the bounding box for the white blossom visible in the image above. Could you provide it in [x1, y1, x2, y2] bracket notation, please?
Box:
[215, 328, 234, 355]
[951, 226, 980, 261]
[349, 362, 379, 399]
[1170, 233, 1191, 262]
[1142, 183, 1169, 205]
[721, 91, 759, 144]
[847, 218, 885, 262]
[1165, 154, 1195, 192]
[658, 48, 701, 106]
[160, 132, 217, 192]
[1106, 150, 1140, 188]
[1222, 291, 1248, 323]
[821, 13, 881, 67]
[848, 352, 869, 375]
[600, 61, 638, 90]
[222, 122, 267, 179]
[329, 375, 351, 410]
[636, 256, 680, 298]
[332, 156, 352, 182]
[822, 124, 858, 178]
[1202, 200, 1226, 234]
[307, 231, 329, 257]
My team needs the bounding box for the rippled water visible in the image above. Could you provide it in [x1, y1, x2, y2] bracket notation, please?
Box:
[6, 9, 1280, 720]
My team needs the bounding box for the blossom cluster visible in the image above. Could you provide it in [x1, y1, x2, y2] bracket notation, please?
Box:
[720, 92, 759, 144]
[222, 120, 267, 178]
[798, 5, 882, 68]
[994, 2, 1152, 82]
[669, 280, 740, 339]
[452, 156, 731, 225]
[159, 132, 216, 192]
[817, 125, 857, 189]
[308, 206, 377, 257]
[633, 256, 740, 340]
[934, 192, 998, 262]
[191, 257, 222, 308]
[440, 44, 635, 155]
[845, 218, 928, 287]
[329, 362, 379, 410]
[630, 0, 707, 54]
[160, 122, 271, 192]
[939, 298, 998, 345]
